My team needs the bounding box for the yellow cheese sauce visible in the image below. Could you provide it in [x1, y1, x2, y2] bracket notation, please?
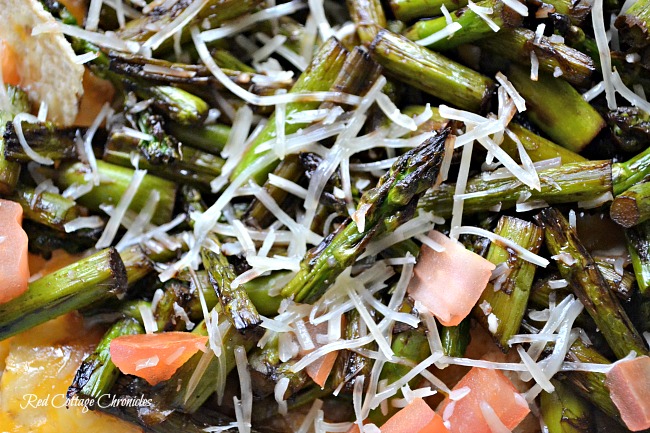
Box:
[0, 313, 143, 433]
[0, 251, 142, 432]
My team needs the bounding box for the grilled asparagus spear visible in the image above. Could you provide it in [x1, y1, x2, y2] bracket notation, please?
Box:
[535, 208, 649, 359]
[281, 131, 449, 303]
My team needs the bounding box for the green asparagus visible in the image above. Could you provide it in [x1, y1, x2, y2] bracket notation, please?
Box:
[282, 131, 449, 303]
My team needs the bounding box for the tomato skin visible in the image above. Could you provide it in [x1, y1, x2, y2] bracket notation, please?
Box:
[605, 356, 650, 431]
[110, 332, 209, 386]
[380, 398, 449, 433]
[438, 367, 530, 433]
[59, 0, 86, 23]
[407, 230, 495, 326]
[0, 199, 30, 304]
[1, 40, 21, 86]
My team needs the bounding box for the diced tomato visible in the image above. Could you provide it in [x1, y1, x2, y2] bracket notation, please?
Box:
[1, 40, 20, 86]
[109, 332, 208, 386]
[407, 230, 495, 326]
[380, 398, 449, 433]
[298, 318, 343, 388]
[605, 355, 650, 431]
[438, 367, 530, 433]
[59, 0, 86, 23]
[0, 199, 30, 304]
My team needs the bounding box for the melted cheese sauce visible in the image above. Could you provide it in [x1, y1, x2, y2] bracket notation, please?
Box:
[0, 314, 143, 433]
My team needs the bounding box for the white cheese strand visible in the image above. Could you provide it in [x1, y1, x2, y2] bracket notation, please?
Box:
[84, 102, 112, 186]
[86, 0, 104, 31]
[234, 346, 252, 433]
[501, 0, 528, 16]
[32, 22, 140, 53]
[455, 226, 550, 267]
[450, 137, 474, 239]
[309, 0, 335, 41]
[480, 401, 514, 433]
[96, 169, 147, 249]
[467, 0, 500, 31]
[415, 22, 463, 46]
[192, 26, 360, 107]
[592, 0, 617, 109]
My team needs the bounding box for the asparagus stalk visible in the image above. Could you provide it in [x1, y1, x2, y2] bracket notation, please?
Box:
[563, 339, 622, 422]
[251, 385, 334, 425]
[347, 0, 387, 44]
[67, 317, 144, 400]
[606, 106, 650, 153]
[369, 29, 495, 112]
[121, 245, 156, 287]
[595, 260, 637, 302]
[0, 248, 128, 341]
[419, 160, 613, 218]
[332, 309, 377, 393]
[114, 299, 151, 324]
[440, 317, 471, 357]
[117, 0, 264, 48]
[500, 123, 587, 164]
[167, 122, 230, 153]
[534, 208, 649, 359]
[321, 48, 382, 109]
[133, 85, 209, 125]
[477, 28, 595, 86]
[104, 131, 224, 192]
[0, 85, 30, 195]
[231, 38, 349, 184]
[615, 0, 650, 49]
[532, 259, 637, 306]
[543, 0, 592, 24]
[212, 49, 257, 73]
[160, 317, 255, 413]
[154, 277, 219, 331]
[403, 0, 523, 51]
[625, 221, 650, 296]
[56, 160, 177, 225]
[245, 47, 381, 227]
[177, 187, 262, 329]
[109, 52, 276, 92]
[201, 235, 262, 332]
[630, 293, 650, 334]
[248, 333, 311, 398]
[400, 106, 450, 136]
[134, 111, 180, 164]
[389, 0, 468, 22]
[11, 185, 87, 232]
[244, 154, 303, 228]
[281, 131, 449, 303]
[24, 220, 100, 257]
[610, 180, 650, 228]
[183, 263, 285, 318]
[179, 186, 286, 316]
[611, 144, 650, 195]
[101, 376, 255, 433]
[506, 65, 604, 152]
[369, 329, 431, 424]
[473, 216, 543, 350]
[2, 121, 95, 163]
[241, 271, 286, 316]
[540, 379, 595, 433]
